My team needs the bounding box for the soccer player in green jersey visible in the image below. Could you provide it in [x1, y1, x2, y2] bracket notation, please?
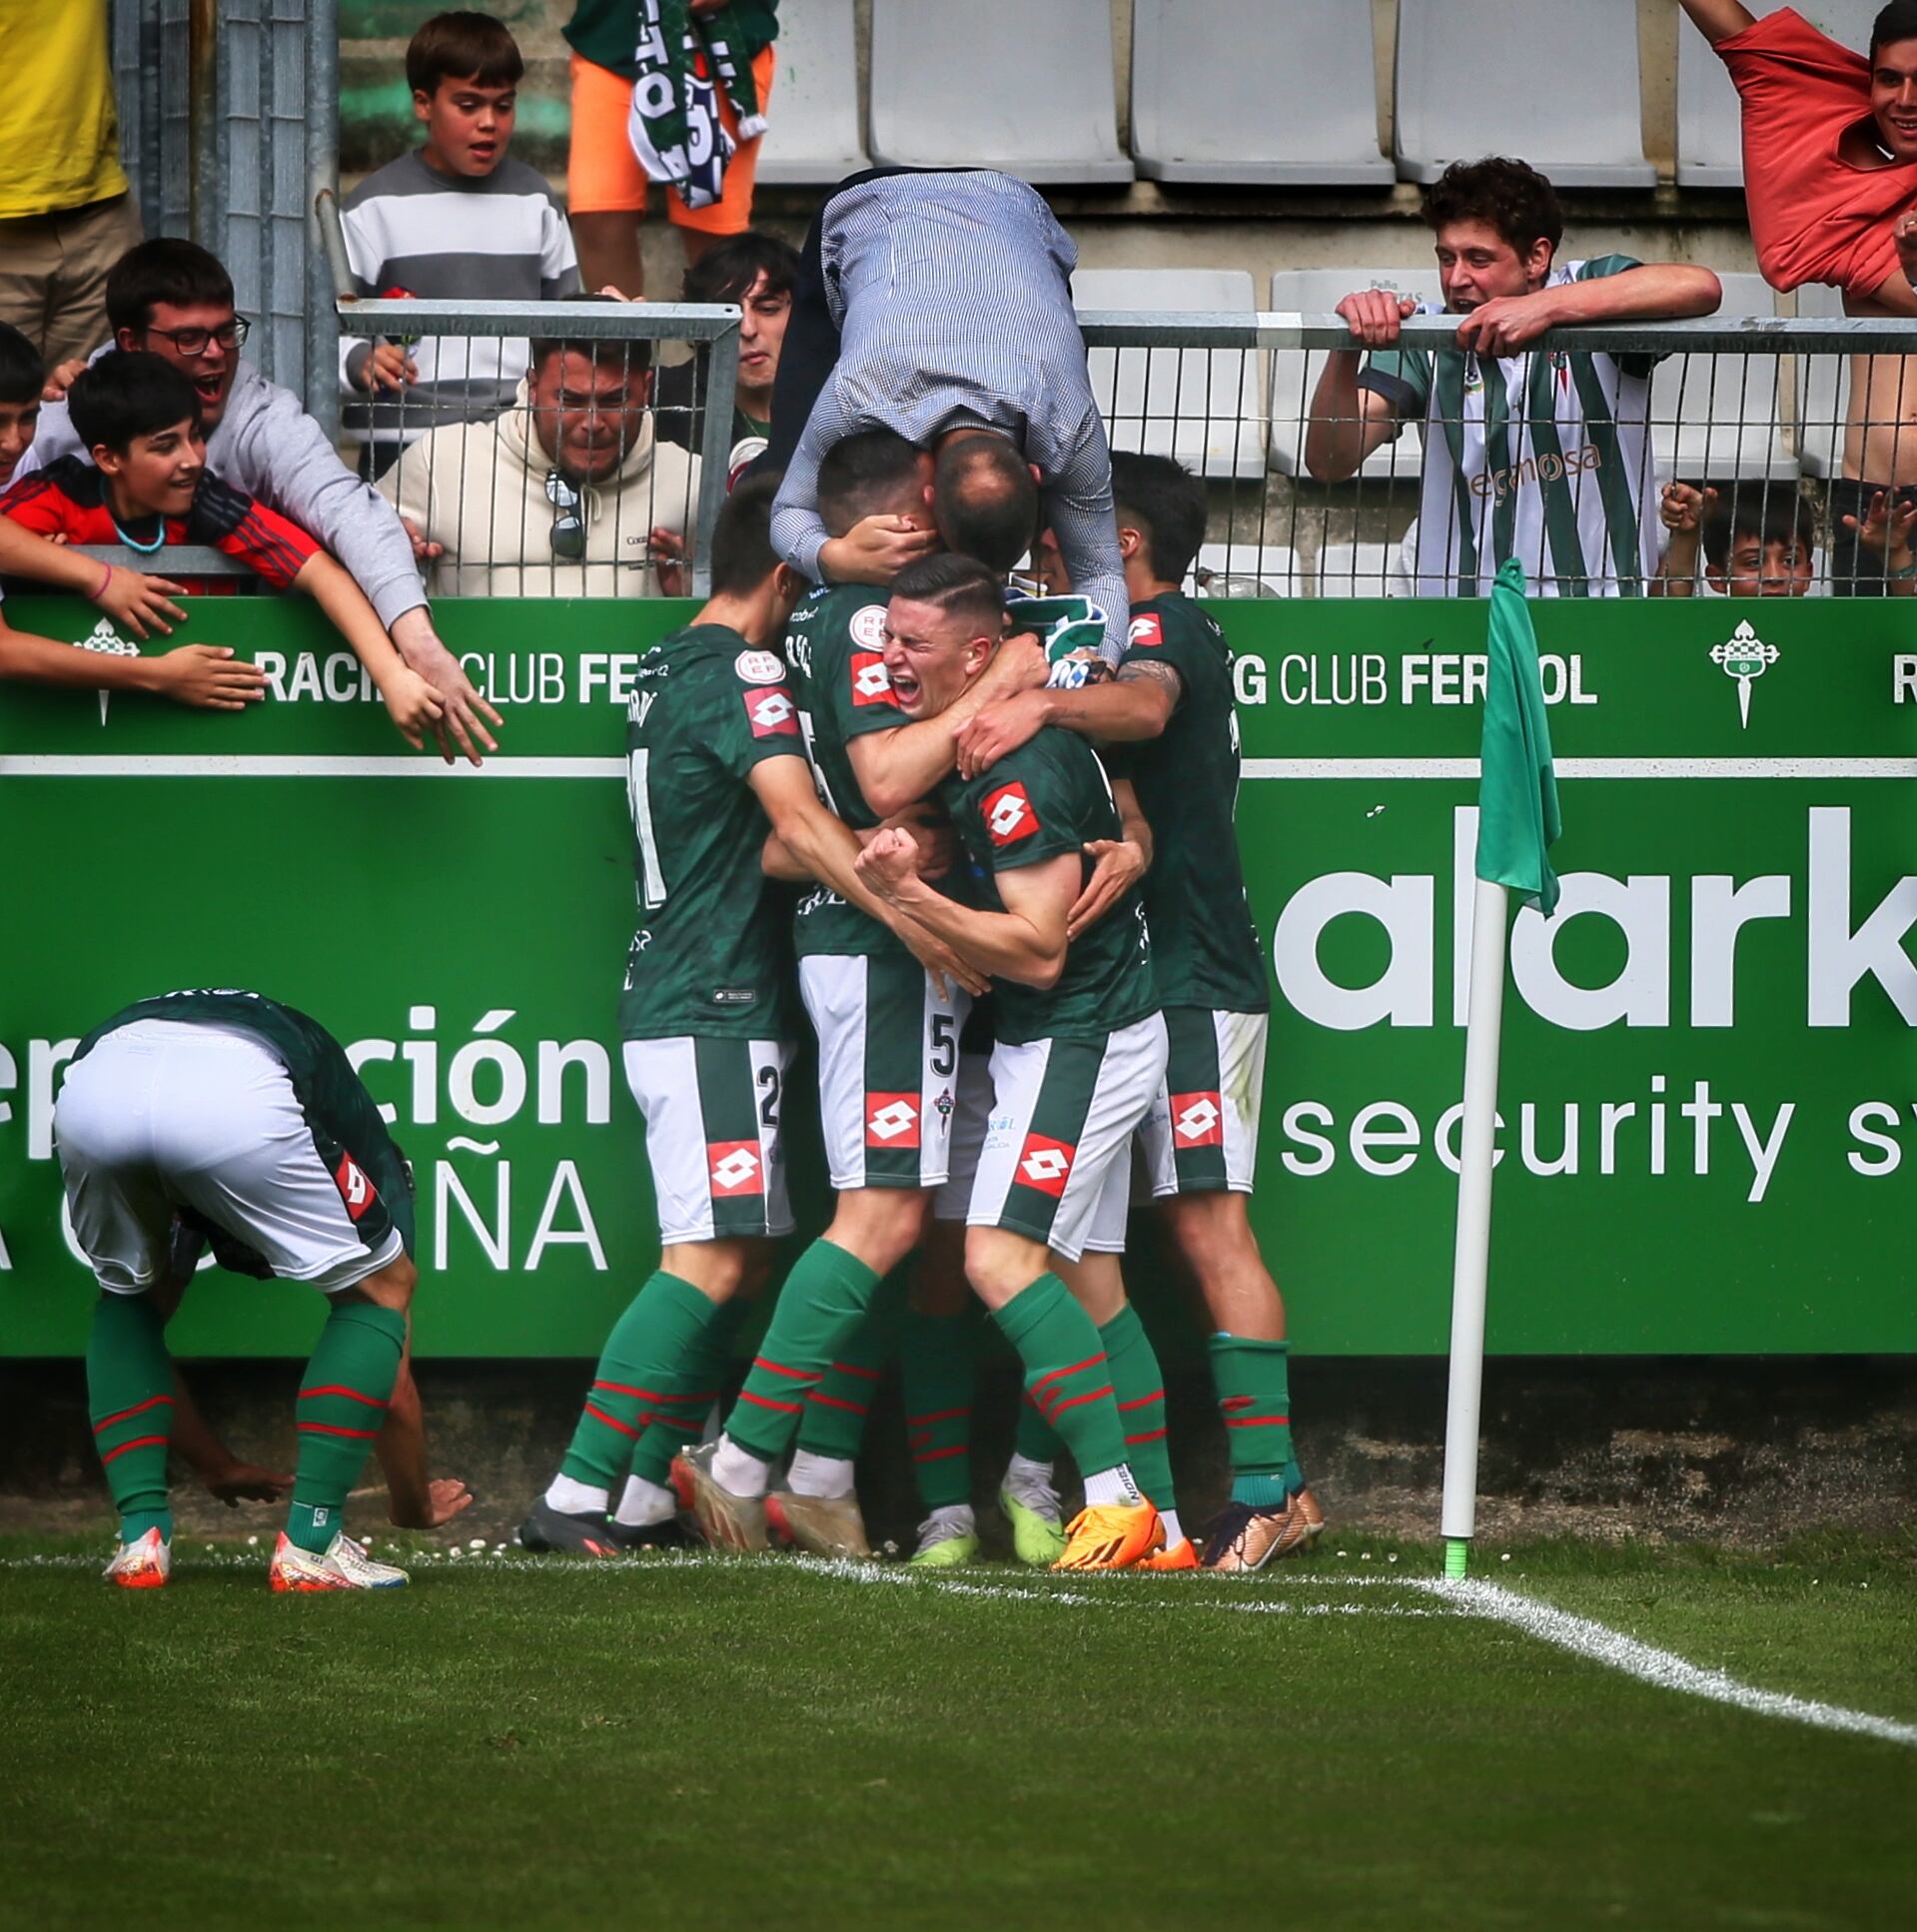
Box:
[55, 989, 471, 1590]
[960, 454, 1323, 1569]
[519, 475, 973, 1555]
[850, 554, 1171, 1571]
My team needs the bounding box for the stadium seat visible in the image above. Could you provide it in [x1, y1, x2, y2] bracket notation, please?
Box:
[1647, 273, 1795, 482]
[1316, 542, 1399, 596]
[867, 0, 1132, 184]
[1129, 1, 1392, 187]
[755, 0, 869, 185]
[1677, 1, 1879, 186]
[1268, 267, 1440, 482]
[1073, 268, 1264, 480]
[1192, 542, 1301, 597]
[1394, 1, 1655, 188]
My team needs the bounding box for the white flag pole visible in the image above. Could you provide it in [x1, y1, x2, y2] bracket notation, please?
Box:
[1440, 873, 1511, 1579]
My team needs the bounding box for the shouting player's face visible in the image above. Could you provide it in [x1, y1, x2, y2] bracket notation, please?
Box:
[529, 348, 653, 484]
[123, 302, 240, 431]
[1871, 39, 1917, 160]
[882, 595, 997, 719]
[103, 417, 206, 518]
[1433, 220, 1551, 313]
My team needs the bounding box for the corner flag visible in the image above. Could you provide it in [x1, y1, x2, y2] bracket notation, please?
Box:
[1440, 561, 1561, 1579]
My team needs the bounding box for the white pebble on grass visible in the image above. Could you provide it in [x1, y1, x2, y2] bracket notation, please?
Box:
[246, 1534, 258, 1546]
[469, 1538, 484, 1550]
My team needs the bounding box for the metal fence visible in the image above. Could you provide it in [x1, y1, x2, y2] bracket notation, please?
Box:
[1078, 312, 1917, 599]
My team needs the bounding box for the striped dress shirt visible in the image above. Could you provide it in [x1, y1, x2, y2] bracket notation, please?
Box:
[768, 170, 1126, 662]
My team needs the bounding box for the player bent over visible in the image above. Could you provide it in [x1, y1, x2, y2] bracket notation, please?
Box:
[56, 989, 470, 1590]
[856, 555, 1171, 1571]
[961, 454, 1323, 1569]
[519, 475, 974, 1555]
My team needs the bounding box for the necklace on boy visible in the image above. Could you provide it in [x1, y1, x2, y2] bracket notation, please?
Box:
[112, 516, 166, 555]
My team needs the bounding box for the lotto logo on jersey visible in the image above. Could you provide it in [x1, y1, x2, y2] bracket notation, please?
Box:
[707, 1141, 764, 1196]
[864, 1093, 921, 1148]
[850, 650, 896, 706]
[1128, 613, 1164, 649]
[1015, 1133, 1076, 1197]
[1171, 1092, 1225, 1148]
[983, 781, 1038, 846]
[333, 1153, 378, 1223]
[744, 688, 799, 738]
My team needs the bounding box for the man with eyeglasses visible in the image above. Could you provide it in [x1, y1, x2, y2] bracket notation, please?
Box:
[19, 240, 501, 765]
[376, 315, 699, 597]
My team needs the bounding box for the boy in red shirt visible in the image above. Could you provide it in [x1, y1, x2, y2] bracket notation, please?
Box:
[1, 351, 443, 739]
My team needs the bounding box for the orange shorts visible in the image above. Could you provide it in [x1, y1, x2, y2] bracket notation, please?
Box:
[567, 46, 777, 232]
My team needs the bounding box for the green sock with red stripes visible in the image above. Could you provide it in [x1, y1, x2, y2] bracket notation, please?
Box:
[627, 1292, 747, 1489]
[286, 1300, 406, 1553]
[1210, 1334, 1299, 1506]
[560, 1272, 718, 1490]
[87, 1294, 176, 1541]
[794, 1264, 906, 1461]
[991, 1274, 1129, 1481]
[900, 1304, 979, 1511]
[1098, 1304, 1176, 1516]
[724, 1239, 880, 1463]
[1013, 1385, 1065, 1464]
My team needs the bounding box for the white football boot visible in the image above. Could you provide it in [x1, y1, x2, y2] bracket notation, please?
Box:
[103, 1526, 171, 1589]
[269, 1529, 410, 1591]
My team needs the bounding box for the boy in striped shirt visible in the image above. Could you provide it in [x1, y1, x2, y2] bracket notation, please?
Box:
[1306, 157, 1721, 595]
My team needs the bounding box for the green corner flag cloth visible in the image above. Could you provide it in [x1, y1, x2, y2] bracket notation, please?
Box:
[1476, 560, 1562, 917]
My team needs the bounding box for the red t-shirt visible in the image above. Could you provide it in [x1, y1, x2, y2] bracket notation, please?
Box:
[1719, 7, 1917, 298]
[0, 456, 318, 593]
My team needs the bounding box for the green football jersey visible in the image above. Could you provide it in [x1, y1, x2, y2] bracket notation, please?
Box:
[617, 622, 806, 1040]
[72, 989, 415, 1257]
[1118, 593, 1269, 1014]
[783, 583, 908, 959]
[939, 726, 1158, 1045]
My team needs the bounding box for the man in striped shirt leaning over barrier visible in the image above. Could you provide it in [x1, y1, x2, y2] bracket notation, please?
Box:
[1305, 156, 1721, 596]
[760, 168, 1129, 668]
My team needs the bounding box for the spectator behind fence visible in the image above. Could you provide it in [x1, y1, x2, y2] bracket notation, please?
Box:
[1304, 157, 1721, 596]
[377, 318, 699, 596]
[0, 353, 440, 745]
[1679, 2, 1917, 594]
[0, 0, 144, 376]
[1651, 483, 1822, 596]
[564, 0, 780, 297]
[339, 11, 581, 481]
[21, 239, 499, 763]
[654, 230, 799, 485]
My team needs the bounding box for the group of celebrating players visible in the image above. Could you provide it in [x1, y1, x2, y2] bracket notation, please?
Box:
[62, 165, 1312, 1590]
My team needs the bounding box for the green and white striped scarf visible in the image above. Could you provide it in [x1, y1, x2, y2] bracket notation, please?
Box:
[627, 1, 779, 211]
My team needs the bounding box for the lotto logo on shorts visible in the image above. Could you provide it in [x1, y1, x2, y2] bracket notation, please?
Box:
[865, 1093, 921, 1148]
[1128, 612, 1164, 648]
[983, 781, 1038, 846]
[1171, 1092, 1225, 1148]
[1015, 1133, 1076, 1197]
[744, 689, 799, 738]
[850, 650, 895, 705]
[707, 1141, 764, 1196]
[333, 1153, 378, 1222]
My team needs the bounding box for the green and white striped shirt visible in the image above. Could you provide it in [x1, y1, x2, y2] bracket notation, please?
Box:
[1360, 258, 1661, 597]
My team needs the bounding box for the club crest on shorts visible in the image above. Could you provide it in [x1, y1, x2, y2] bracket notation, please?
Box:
[734, 647, 786, 685]
[1015, 1132, 1075, 1197]
[1128, 612, 1164, 649]
[743, 688, 799, 737]
[333, 1152, 378, 1222]
[864, 1093, 921, 1147]
[983, 780, 1038, 846]
[1171, 1092, 1224, 1148]
[707, 1141, 764, 1196]
[850, 649, 895, 705]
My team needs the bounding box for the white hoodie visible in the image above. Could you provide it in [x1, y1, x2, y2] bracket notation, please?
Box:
[376, 379, 700, 598]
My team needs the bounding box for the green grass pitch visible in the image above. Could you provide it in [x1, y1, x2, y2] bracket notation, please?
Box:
[2, 1533, 1913, 1930]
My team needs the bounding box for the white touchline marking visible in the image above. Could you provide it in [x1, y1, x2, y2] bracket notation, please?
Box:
[1413, 1577, 1917, 1750]
[1240, 757, 1917, 781]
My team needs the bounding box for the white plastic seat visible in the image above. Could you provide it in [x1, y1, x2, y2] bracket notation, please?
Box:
[1677, 1, 1879, 186]
[1647, 274, 1794, 482]
[1129, 1, 1391, 187]
[1190, 542, 1301, 597]
[1073, 269, 1264, 481]
[868, 0, 1132, 184]
[1268, 267, 1439, 482]
[1316, 542, 1398, 596]
[1395, 0, 1654, 188]
[755, 0, 869, 185]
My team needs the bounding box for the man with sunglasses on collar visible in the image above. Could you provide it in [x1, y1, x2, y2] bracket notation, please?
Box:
[377, 306, 700, 597]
